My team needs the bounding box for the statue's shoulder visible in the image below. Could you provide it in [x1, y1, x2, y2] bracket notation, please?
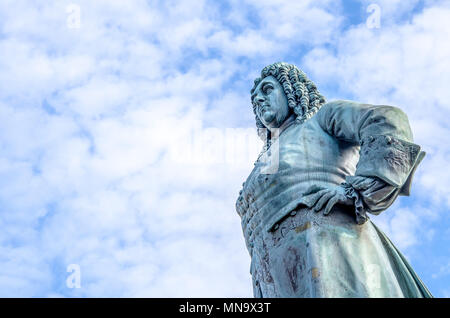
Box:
[316, 99, 407, 120]
[321, 99, 406, 113]
[314, 99, 368, 122]
[320, 99, 372, 110]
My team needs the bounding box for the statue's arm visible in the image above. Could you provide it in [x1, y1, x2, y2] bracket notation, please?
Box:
[314, 100, 425, 223]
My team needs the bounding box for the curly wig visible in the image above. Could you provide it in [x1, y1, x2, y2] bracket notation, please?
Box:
[251, 62, 326, 143]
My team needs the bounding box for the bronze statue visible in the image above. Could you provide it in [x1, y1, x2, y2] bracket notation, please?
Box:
[235, 62, 432, 297]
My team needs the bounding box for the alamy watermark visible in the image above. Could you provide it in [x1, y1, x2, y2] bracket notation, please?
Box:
[366, 4, 381, 29]
[66, 4, 81, 29]
[66, 264, 81, 288]
[168, 123, 280, 174]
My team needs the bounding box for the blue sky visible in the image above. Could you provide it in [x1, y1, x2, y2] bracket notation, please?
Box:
[0, 0, 449, 297]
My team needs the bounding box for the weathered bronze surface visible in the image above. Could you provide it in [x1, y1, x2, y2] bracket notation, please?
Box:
[236, 62, 432, 297]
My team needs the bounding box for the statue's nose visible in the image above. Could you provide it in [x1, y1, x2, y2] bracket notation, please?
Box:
[255, 95, 265, 104]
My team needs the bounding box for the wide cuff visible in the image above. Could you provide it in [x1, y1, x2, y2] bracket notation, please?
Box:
[342, 182, 368, 225]
[356, 135, 422, 189]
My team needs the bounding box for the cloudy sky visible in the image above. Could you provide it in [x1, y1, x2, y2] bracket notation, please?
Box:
[0, 0, 449, 297]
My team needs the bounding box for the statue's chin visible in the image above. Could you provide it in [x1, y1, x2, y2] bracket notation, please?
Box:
[262, 111, 276, 126]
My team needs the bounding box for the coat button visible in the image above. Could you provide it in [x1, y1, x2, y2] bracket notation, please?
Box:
[385, 136, 392, 144]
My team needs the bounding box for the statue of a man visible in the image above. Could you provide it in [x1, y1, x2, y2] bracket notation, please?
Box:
[236, 62, 432, 297]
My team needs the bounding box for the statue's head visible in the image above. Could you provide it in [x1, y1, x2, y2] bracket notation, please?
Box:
[251, 62, 326, 134]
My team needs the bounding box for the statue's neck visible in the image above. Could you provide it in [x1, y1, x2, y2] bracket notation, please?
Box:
[269, 113, 296, 135]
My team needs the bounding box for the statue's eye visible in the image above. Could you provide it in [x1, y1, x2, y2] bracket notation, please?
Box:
[263, 84, 273, 94]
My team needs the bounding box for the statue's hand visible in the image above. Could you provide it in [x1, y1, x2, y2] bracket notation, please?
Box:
[299, 185, 354, 215]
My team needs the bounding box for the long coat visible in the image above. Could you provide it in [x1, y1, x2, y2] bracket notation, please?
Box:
[235, 100, 432, 297]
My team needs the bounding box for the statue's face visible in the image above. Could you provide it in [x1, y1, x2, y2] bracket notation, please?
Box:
[252, 76, 290, 129]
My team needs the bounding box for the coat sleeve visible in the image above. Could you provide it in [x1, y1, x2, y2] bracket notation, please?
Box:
[315, 100, 425, 224]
